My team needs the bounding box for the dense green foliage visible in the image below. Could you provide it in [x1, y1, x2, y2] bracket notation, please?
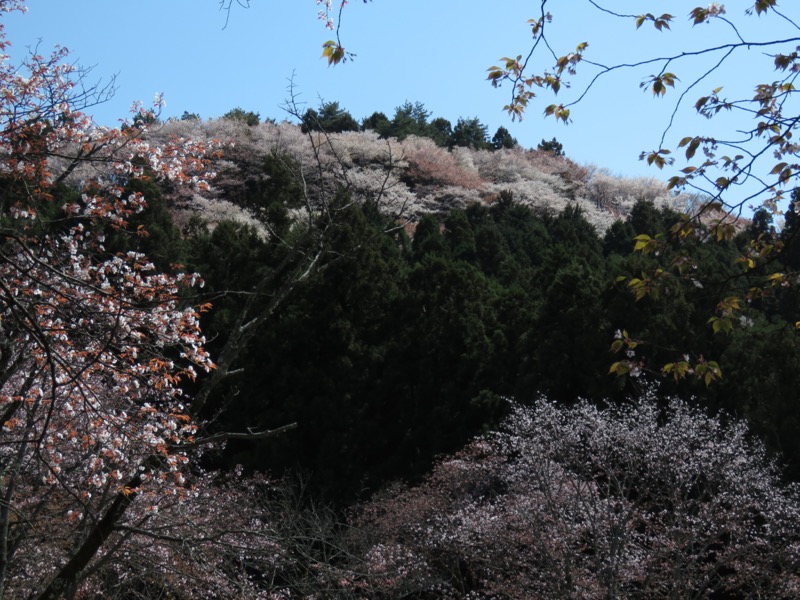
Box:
[299, 99, 516, 151]
[222, 106, 261, 126]
[301, 100, 360, 133]
[538, 136, 564, 156]
[88, 118, 800, 504]
[159, 168, 800, 502]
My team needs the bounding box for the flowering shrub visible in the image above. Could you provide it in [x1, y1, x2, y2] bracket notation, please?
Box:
[73, 470, 290, 600]
[0, 3, 259, 596]
[401, 135, 483, 190]
[473, 147, 546, 183]
[342, 165, 416, 218]
[325, 129, 402, 167]
[352, 392, 800, 598]
[586, 168, 688, 214]
[153, 110, 691, 238]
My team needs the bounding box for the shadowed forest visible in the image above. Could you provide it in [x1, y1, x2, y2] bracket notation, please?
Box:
[163, 107, 800, 500]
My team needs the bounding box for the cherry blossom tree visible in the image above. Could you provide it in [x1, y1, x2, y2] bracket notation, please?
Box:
[0, 3, 435, 593]
[67, 469, 292, 599]
[0, 2, 301, 597]
[351, 392, 800, 598]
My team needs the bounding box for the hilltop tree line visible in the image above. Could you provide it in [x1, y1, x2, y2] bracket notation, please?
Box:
[186, 100, 538, 152]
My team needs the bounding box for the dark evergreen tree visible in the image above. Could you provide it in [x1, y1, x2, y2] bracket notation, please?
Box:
[538, 137, 564, 156]
[411, 214, 447, 261]
[301, 100, 360, 133]
[603, 219, 637, 256]
[491, 126, 517, 150]
[388, 101, 431, 140]
[749, 207, 776, 239]
[444, 208, 477, 262]
[449, 116, 489, 150]
[523, 257, 610, 402]
[213, 202, 409, 501]
[704, 323, 800, 480]
[427, 116, 453, 147]
[780, 189, 800, 271]
[222, 107, 260, 126]
[628, 198, 668, 235]
[388, 254, 506, 466]
[361, 110, 391, 136]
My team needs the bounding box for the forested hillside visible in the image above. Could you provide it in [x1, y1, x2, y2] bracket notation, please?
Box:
[155, 106, 689, 235]
[3, 2, 800, 595]
[130, 111, 800, 497]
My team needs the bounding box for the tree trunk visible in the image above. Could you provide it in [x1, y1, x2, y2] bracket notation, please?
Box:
[35, 474, 141, 600]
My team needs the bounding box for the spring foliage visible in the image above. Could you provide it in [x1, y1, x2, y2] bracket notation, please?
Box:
[351, 393, 800, 598]
[0, 2, 278, 596]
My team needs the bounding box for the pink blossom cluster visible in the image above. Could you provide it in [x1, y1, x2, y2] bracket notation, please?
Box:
[351, 392, 800, 598]
[0, 3, 225, 594]
[315, 0, 335, 30]
[68, 470, 291, 599]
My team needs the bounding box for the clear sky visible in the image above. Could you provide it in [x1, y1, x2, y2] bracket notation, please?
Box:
[3, 1, 796, 188]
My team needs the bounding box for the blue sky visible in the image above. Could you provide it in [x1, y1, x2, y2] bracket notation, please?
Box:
[4, 1, 795, 187]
